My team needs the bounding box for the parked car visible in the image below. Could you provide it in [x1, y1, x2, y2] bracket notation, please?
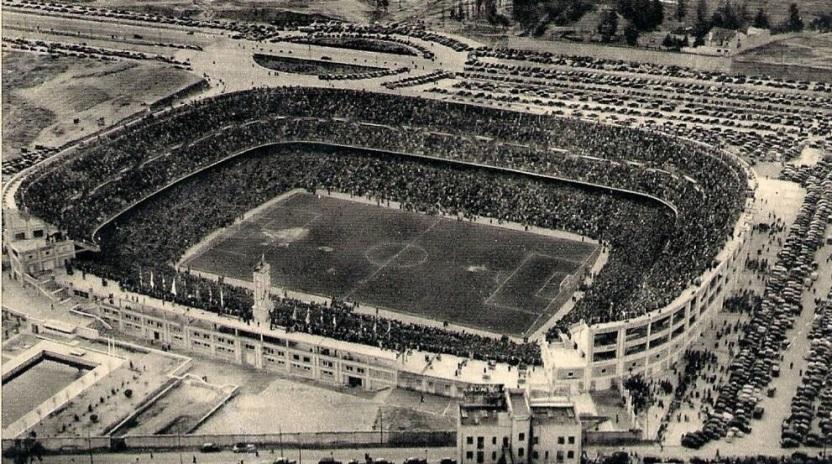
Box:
[264, 459, 297, 464]
[200, 442, 220, 453]
[233, 443, 257, 453]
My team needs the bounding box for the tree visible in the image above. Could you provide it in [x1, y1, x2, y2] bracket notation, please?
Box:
[787, 3, 804, 31]
[598, 9, 619, 42]
[752, 7, 770, 28]
[693, 0, 710, 37]
[649, 0, 664, 28]
[12, 432, 45, 464]
[810, 12, 832, 32]
[624, 22, 640, 44]
[711, 0, 746, 30]
[616, 0, 664, 31]
[675, 0, 687, 21]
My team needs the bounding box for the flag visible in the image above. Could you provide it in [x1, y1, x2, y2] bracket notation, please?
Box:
[139, 266, 143, 288]
[208, 285, 213, 303]
[292, 306, 297, 321]
[373, 318, 377, 335]
[171, 276, 177, 297]
[320, 311, 324, 325]
[305, 308, 311, 325]
[387, 320, 391, 335]
[149, 270, 155, 289]
[220, 286, 224, 308]
[332, 314, 337, 328]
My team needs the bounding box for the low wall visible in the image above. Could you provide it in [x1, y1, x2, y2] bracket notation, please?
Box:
[584, 429, 645, 446]
[3, 430, 455, 455]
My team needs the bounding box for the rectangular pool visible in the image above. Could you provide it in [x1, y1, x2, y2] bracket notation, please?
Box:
[2, 357, 90, 426]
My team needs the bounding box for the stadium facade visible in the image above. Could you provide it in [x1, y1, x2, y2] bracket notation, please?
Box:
[542, 190, 755, 392]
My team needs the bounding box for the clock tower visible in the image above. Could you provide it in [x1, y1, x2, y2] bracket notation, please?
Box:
[252, 254, 274, 325]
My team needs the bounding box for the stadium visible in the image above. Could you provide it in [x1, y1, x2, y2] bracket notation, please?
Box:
[9, 86, 755, 394]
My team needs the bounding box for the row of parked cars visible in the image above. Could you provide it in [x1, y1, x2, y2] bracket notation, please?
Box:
[318, 66, 408, 81]
[274, 32, 435, 60]
[383, 70, 455, 90]
[458, 63, 829, 151]
[298, 22, 474, 52]
[781, 160, 832, 449]
[2, 37, 191, 68]
[682, 158, 832, 449]
[470, 47, 832, 95]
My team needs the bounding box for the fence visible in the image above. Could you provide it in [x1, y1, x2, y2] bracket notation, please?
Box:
[2, 431, 455, 455]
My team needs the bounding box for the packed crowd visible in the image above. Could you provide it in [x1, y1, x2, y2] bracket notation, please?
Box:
[84, 144, 672, 365]
[682, 158, 832, 448]
[20, 87, 748, 359]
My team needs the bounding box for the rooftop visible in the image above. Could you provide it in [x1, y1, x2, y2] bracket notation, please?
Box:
[508, 389, 530, 417]
[8, 238, 49, 253]
[459, 389, 508, 426]
[530, 403, 579, 425]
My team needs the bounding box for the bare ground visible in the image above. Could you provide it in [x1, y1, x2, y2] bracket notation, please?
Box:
[2, 51, 202, 161]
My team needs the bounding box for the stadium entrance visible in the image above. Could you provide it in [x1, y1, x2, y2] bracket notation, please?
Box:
[347, 376, 363, 388]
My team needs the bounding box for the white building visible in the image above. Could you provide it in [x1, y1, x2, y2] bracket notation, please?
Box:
[2, 209, 75, 279]
[457, 388, 581, 464]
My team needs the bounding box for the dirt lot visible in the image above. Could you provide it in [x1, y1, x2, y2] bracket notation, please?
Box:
[83, 0, 373, 24]
[2, 51, 201, 161]
[116, 377, 232, 435]
[737, 33, 832, 69]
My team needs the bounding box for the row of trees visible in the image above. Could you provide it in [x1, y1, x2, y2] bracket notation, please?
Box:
[595, 0, 663, 45]
[513, 0, 592, 34]
[597, 9, 641, 44]
[687, 0, 806, 36]
[516, 0, 823, 46]
[616, 0, 664, 31]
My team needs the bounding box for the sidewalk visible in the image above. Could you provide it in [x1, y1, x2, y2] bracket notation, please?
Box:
[2, 271, 92, 329]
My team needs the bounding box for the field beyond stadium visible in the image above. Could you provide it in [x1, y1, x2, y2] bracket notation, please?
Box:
[183, 191, 599, 337]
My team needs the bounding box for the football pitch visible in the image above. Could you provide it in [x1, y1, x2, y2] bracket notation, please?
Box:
[184, 192, 598, 337]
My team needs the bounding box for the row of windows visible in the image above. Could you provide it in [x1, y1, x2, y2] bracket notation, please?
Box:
[465, 435, 575, 447]
[463, 450, 575, 462]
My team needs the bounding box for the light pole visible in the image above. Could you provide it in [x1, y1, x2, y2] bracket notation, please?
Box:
[87, 430, 94, 464]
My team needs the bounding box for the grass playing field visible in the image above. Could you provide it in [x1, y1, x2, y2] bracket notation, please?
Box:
[184, 191, 598, 337]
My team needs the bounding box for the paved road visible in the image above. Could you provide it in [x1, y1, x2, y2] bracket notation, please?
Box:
[12, 446, 456, 464]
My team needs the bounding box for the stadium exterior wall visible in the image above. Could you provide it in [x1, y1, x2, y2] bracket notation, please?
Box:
[60, 286, 505, 399]
[541, 164, 757, 393]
